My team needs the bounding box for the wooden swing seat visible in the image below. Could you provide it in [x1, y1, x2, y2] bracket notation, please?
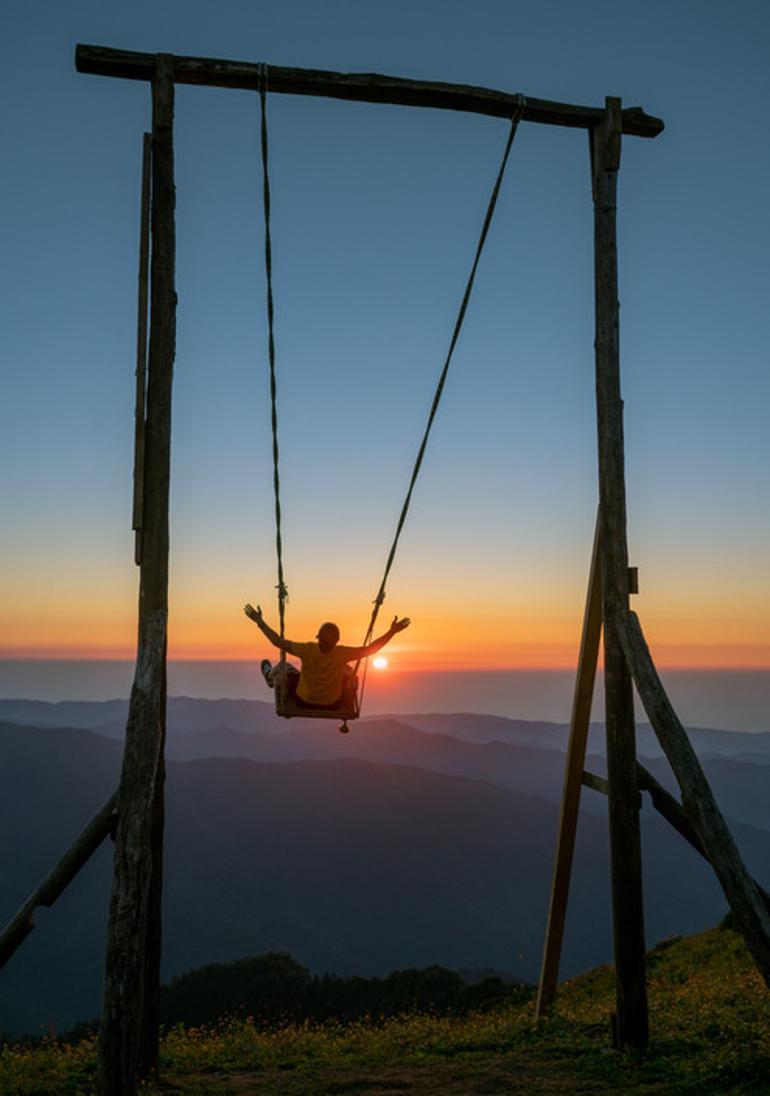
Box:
[274, 674, 359, 723]
[275, 696, 359, 721]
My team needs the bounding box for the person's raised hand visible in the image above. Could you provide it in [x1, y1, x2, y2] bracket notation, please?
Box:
[244, 603, 263, 624]
[390, 616, 411, 634]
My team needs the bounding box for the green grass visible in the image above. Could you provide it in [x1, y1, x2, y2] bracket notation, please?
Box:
[2, 924, 769, 1094]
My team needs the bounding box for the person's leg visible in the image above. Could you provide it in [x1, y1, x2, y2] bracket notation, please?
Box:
[261, 660, 299, 693]
[342, 665, 357, 702]
[270, 661, 300, 695]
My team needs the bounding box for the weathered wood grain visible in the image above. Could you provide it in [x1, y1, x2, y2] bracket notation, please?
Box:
[138, 738, 166, 1076]
[132, 132, 151, 566]
[75, 44, 663, 137]
[536, 513, 602, 1018]
[617, 609, 770, 987]
[583, 762, 770, 917]
[97, 55, 176, 1096]
[0, 793, 117, 969]
[592, 99, 648, 1049]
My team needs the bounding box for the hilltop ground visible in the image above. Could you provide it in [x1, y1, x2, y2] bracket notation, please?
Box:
[1, 922, 768, 1094]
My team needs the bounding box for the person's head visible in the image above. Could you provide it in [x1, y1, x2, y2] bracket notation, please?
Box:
[316, 621, 340, 652]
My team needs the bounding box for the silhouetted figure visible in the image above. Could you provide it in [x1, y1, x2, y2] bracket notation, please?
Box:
[244, 603, 410, 710]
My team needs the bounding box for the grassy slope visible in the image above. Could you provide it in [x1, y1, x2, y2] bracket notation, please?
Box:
[2, 924, 768, 1094]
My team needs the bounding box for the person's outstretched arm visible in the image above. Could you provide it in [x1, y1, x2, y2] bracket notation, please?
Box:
[350, 616, 411, 660]
[244, 603, 295, 653]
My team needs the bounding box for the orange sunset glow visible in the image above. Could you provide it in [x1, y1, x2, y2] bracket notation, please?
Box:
[3, 579, 768, 670]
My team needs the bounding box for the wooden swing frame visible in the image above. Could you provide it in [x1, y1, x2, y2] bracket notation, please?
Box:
[1, 42, 767, 1095]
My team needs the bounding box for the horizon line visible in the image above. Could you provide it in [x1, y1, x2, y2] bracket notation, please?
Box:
[1, 656, 769, 673]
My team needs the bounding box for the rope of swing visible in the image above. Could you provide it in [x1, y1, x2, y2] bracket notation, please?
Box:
[355, 95, 527, 705]
[257, 64, 288, 642]
[257, 65, 525, 688]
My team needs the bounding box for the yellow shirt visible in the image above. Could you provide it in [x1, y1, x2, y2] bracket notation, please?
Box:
[286, 642, 359, 706]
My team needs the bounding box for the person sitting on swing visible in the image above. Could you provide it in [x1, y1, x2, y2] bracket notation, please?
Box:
[244, 603, 411, 710]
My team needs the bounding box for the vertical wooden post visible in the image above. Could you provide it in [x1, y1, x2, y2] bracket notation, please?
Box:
[98, 54, 176, 1096]
[132, 132, 152, 566]
[137, 739, 166, 1076]
[592, 97, 648, 1048]
[535, 511, 602, 1017]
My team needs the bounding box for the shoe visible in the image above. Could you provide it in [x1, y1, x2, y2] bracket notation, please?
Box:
[260, 659, 273, 687]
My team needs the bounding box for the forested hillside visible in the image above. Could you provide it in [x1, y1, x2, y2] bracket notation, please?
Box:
[2, 716, 769, 1037]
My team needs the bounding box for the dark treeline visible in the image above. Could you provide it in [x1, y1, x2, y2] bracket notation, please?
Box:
[160, 952, 531, 1029]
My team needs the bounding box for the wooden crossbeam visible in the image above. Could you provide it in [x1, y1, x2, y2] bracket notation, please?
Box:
[75, 44, 664, 138]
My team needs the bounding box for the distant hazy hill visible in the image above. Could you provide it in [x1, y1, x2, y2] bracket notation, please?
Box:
[159, 718, 770, 831]
[0, 697, 281, 737]
[164, 718, 583, 812]
[387, 711, 770, 761]
[6, 697, 768, 827]
[1, 721, 769, 1038]
[3, 697, 769, 761]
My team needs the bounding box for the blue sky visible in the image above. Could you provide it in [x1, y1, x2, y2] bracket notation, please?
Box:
[1, 0, 769, 679]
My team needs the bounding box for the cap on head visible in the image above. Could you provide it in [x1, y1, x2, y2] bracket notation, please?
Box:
[317, 621, 340, 650]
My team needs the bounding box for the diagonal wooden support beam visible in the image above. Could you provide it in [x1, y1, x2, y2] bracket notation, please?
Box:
[0, 793, 117, 969]
[75, 44, 664, 137]
[583, 765, 770, 917]
[617, 609, 770, 986]
[535, 512, 602, 1018]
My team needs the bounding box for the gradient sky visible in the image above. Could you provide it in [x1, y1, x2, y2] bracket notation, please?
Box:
[2, 0, 769, 674]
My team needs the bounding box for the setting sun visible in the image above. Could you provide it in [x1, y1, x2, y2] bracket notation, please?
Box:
[372, 656, 388, 670]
